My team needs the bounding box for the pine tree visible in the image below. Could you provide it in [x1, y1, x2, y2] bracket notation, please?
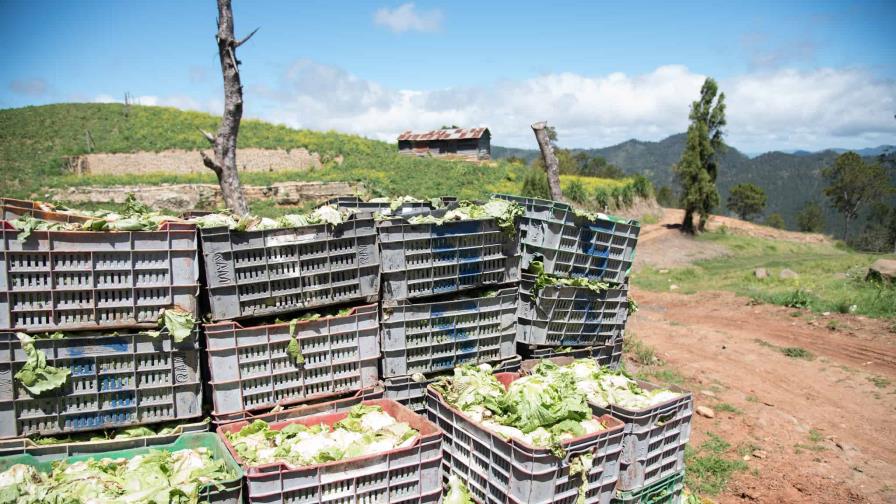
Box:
[674, 78, 726, 233]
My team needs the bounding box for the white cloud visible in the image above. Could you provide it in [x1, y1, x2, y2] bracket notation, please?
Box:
[374, 3, 442, 33]
[248, 62, 896, 153]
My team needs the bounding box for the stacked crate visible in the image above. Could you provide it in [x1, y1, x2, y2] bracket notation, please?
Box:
[196, 210, 383, 422]
[353, 201, 522, 413]
[0, 199, 204, 439]
[494, 193, 638, 367]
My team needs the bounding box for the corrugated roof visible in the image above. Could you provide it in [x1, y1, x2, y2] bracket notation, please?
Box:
[397, 127, 489, 141]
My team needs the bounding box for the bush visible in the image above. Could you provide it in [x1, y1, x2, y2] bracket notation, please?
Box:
[593, 187, 612, 209]
[765, 213, 786, 229]
[564, 180, 588, 204]
[630, 174, 654, 199]
[520, 167, 550, 199]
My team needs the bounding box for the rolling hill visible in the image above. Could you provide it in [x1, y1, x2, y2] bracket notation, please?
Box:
[495, 134, 896, 234]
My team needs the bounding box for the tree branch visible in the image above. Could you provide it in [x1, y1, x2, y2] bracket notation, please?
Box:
[200, 151, 222, 176]
[198, 128, 216, 144]
[235, 27, 259, 48]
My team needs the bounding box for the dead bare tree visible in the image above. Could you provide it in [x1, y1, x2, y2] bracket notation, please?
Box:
[199, 0, 258, 216]
[531, 121, 563, 201]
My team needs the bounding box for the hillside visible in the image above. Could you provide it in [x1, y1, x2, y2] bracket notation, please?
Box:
[493, 134, 895, 233]
[0, 103, 531, 204]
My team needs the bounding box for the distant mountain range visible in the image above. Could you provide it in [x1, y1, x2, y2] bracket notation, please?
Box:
[492, 136, 895, 233]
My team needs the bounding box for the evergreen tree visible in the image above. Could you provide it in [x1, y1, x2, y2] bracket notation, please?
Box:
[822, 151, 891, 241]
[674, 78, 726, 233]
[726, 183, 767, 221]
[795, 201, 825, 233]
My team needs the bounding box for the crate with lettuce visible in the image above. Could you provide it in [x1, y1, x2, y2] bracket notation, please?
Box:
[0, 431, 243, 504]
[491, 194, 640, 285]
[377, 198, 522, 303]
[517, 262, 632, 350]
[523, 358, 692, 491]
[217, 400, 442, 503]
[0, 314, 202, 439]
[1, 198, 199, 332]
[426, 363, 625, 504]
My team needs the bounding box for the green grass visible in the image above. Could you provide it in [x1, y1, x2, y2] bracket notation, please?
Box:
[685, 433, 748, 495]
[715, 402, 742, 414]
[867, 376, 891, 389]
[1, 103, 647, 216]
[633, 231, 896, 319]
[754, 339, 815, 360]
[623, 333, 658, 366]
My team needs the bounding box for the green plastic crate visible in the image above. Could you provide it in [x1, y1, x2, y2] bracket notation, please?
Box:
[613, 469, 684, 504]
[0, 432, 243, 503]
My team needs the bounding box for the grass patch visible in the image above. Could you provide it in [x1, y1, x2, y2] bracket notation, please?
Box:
[782, 347, 814, 360]
[623, 334, 658, 366]
[685, 433, 748, 495]
[808, 429, 824, 443]
[867, 376, 891, 389]
[632, 231, 896, 319]
[715, 402, 742, 414]
[648, 368, 686, 386]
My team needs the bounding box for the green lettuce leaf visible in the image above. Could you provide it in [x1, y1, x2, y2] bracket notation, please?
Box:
[14, 333, 70, 395]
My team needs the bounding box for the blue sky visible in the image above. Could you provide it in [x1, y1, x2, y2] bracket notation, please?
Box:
[2, 0, 894, 151]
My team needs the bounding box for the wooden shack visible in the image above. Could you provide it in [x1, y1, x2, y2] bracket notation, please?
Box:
[397, 127, 491, 160]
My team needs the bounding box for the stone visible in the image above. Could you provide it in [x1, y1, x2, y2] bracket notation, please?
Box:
[751, 449, 768, 459]
[696, 406, 715, 418]
[670, 284, 679, 291]
[659, 269, 670, 274]
[779, 268, 799, 279]
[701, 390, 716, 398]
[754, 268, 768, 279]
[866, 259, 896, 284]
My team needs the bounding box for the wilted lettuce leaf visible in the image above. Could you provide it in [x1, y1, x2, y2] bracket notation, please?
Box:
[14, 333, 70, 395]
[143, 308, 197, 343]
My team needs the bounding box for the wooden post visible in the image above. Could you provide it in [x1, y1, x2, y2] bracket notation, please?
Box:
[531, 121, 563, 201]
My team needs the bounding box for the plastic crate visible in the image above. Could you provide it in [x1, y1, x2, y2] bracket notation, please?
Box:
[426, 372, 625, 504]
[212, 385, 384, 425]
[1, 197, 93, 223]
[217, 398, 443, 504]
[589, 381, 692, 491]
[204, 304, 380, 418]
[0, 220, 200, 332]
[378, 216, 520, 302]
[199, 215, 380, 321]
[492, 194, 639, 284]
[0, 432, 243, 503]
[326, 196, 436, 216]
[381, 288, 518, 377]
[383, 355, 521, 414]
[517, 273, 629, 347]
[518, 336, 623, 369]
[612, 470, 684, 504]
[0, 328, 202, 438]
[0, 417, 209, 459]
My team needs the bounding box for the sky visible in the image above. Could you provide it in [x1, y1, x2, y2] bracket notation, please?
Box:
[2, 0, 894, 153]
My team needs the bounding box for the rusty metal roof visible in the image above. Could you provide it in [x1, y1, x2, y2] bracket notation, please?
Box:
[397, 127, 489, 142]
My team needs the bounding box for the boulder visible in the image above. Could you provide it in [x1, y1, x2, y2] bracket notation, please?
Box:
[696, 406, 715, 419]
[779, 268, 799, 279]
[866, 259, 896, 284]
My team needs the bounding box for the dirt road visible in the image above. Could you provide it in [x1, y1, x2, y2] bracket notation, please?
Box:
[629, 214, 896, 503]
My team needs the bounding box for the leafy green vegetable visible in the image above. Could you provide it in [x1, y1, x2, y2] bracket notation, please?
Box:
[431, 363, 605, 453]
[14, 333, 70, 395]
[445, 474, 475, 504]
[627, 296, 639, 316]
[225, 404, 419, 467]
[0, 447, 234, 504]
[532, 359, 681, 410]
[569, 453, 594, 504]
[142, 308, 197, 343]
[406, 198, 523, 235]
[189, 205, 355, 231]
[286, 319, 305, 366]
[530, 261, 610, 295]
[10, 215, 70, 241]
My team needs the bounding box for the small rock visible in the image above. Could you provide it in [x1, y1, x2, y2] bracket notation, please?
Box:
[835, 441, 855, 451]
[751, 449, 767, 459]
[779, 268, 799, 279]
[696, 406, 715, 418]
[822, 311, 830, 316]
[754, 268, 768, 279]
[670, 284, 679, 290]
[742, 454, 751, 461]
[659, 269, 669, 274]
[701, 389, 716, 398]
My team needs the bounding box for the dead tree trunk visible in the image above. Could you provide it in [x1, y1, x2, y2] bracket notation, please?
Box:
[199, 0, 258, 216]
[531, 121, 563, 201]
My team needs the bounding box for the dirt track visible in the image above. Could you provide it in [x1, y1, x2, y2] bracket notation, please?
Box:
[630, 213, 896, 503]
